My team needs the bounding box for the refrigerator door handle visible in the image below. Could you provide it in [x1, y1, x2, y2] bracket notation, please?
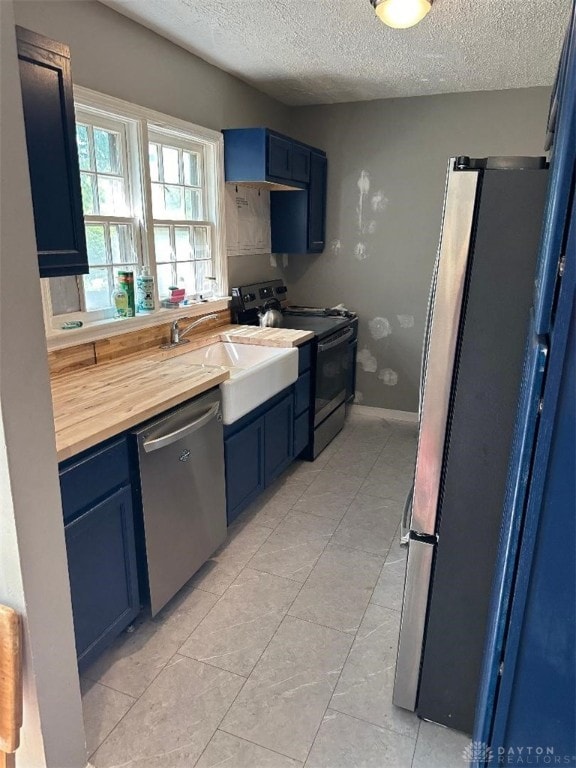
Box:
[393, 537, 435, 711]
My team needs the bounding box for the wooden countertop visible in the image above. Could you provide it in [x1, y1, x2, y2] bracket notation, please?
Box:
[51, 325, 313, 461]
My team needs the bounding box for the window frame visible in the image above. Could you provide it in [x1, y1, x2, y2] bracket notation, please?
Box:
[42, 86, 228, 347]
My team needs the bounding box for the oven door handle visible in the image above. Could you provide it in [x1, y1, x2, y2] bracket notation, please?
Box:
[317, 327, 353, 352]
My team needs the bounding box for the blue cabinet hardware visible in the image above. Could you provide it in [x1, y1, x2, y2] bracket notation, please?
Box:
[16, 27, 88, 278]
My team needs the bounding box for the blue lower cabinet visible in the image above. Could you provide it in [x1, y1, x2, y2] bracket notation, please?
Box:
[294, 370, 311, 416]
[294, 410, 310, 457]
[264, 393, 294, 485]
[65, 485, 140, 670]
[224, 388, 296, 524]
[224, 415, 265, 524]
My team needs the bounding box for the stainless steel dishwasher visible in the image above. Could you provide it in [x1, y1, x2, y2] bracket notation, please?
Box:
[133, 388, 226, 616]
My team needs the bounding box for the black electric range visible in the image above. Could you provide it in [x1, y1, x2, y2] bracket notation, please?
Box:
[231, 279, 358, 459]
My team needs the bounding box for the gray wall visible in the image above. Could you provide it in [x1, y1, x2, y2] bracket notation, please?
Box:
[286, 88, 551, 412]
[13, 0, 291, 290]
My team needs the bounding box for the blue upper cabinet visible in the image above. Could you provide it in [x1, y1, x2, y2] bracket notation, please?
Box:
[307, 151, 328, 252]
[222, 127, 313, 188]
[16, 26, 89, 278]
[223, 127, 327, 254]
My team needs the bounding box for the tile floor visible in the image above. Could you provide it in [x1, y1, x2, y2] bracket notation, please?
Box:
[83, 411, 470, 767]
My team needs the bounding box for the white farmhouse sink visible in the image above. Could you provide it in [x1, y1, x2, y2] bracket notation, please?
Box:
[183, 342, 298, 424]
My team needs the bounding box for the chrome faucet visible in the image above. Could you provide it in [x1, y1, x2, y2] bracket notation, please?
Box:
[160, 314, 220, 349]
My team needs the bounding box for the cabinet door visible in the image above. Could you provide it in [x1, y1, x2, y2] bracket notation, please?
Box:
[16, 27, 88, 278]
[225, 416, 265, 524]
[291, 145, 310, 183]
[65, 485, 139, 670]
[308, 152, 327, 253]
[264, 393, 294, 485]
[268, 134, 292, 180]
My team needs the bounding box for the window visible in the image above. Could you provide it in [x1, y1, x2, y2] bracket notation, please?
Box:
[76, 115, 140, 313]
[149, 135, 214, 300]
[44, 88, 225, 333]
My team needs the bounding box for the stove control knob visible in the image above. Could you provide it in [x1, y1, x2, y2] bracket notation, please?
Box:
[243, 292, 256, 303]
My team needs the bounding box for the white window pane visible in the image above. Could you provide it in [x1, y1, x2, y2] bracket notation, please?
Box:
[97, 177, 128, 216]
[151, 183, 166, 218]
[83, 267, 112, 311]
[157, 263, 174, 299]
[193, 226, 210, 260]
[162, 146, 180, 184]
[175, 261, 195, 295]
[50, 276, 81, 315]
[183, 151, 200, 186]
[76, 124, 92, 171]
[94, 128, 120, 174]
[81, 173, 96, 215]
[85, 224, 108, 265]
[185, 188, 202, 220]
[154, 226, 173, 261]
[149, 143, 160, 182]
[110, 224, 135, 265]
[195, 260, 212, 294]
[174, 227, 193, 261]
[164, 185, 185, 218]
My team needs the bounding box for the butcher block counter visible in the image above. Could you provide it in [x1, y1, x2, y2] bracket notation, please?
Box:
[51, 325, 313, 461]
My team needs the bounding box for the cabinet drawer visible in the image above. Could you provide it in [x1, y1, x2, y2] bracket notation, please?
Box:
[298, 342, 312, 374]
[294, 411, 310, 457]
[59, 437, 130, 523]
[295, 371, 311, 416]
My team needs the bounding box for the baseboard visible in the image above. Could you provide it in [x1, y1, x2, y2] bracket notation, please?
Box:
[349, 404, 419, 424]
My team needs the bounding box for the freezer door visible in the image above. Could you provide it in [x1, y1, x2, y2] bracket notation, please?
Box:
[411, 163, 479, 535]
[393, 537, 435, 711]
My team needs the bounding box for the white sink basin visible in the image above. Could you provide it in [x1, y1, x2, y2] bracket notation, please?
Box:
[183, 342, 298, 424]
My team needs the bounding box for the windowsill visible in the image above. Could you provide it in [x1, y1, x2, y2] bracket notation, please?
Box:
[46, 296, 231, 350]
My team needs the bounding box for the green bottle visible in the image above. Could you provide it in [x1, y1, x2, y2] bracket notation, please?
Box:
[111, 282, 129, 318]
[117, 271, 135, 317]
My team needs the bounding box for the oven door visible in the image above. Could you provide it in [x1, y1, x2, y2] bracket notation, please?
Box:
[314, 327, 354, 426]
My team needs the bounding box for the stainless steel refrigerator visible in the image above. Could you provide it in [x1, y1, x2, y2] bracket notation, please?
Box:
[392, 156, 549, 734]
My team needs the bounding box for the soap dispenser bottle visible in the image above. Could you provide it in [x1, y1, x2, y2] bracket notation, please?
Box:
[137, 266, 155, 313]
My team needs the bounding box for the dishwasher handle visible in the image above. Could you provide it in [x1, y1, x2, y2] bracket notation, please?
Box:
[142, 402, 221, 453]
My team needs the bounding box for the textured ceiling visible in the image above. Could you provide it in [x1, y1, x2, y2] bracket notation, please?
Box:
[100, 0, 569, 106]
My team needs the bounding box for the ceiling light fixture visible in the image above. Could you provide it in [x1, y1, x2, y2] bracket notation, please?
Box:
[370, 0, 433, 29]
